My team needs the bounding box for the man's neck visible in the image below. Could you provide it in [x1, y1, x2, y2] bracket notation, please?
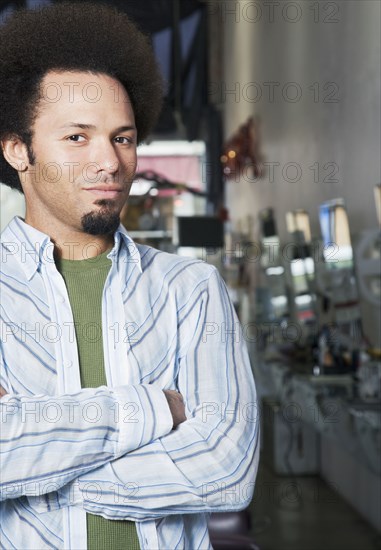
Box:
[23, 216, 115, 260]
[53, 234, 115, 260]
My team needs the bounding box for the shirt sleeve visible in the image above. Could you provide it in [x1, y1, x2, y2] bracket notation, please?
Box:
[49, 268, 260, 519]
[0, 382, 173, 501]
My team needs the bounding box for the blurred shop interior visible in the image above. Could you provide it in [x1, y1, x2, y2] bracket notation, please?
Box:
[1, 1, 380, 549]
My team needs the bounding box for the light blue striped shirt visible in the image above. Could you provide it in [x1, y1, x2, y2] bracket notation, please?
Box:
[0, 216, 259, 550]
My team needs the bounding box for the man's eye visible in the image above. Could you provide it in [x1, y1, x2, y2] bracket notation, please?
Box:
[67, 135, 85, 142]
[114, 136, 133, 144]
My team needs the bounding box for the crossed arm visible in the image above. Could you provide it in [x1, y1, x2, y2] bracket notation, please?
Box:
[0, 385, 186, 425]
[0, 384, 185, 501]
[0, 270, 259, 518]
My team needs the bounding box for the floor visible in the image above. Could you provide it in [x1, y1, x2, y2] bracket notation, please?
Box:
[247, 457, 381, 550]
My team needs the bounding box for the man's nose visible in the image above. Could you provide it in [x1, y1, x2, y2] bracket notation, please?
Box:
[94, 141, 120, 176]
[102, 159, 119, 175]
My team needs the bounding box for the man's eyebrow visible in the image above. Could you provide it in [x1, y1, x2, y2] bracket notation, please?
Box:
[59, 123, 137, 132]
[114, 125, 137, 133]
[59, 123, 96, 130]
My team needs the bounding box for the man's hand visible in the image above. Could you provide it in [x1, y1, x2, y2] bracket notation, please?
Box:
[163, 390, 186, 429]
[0, 385, 8, 398]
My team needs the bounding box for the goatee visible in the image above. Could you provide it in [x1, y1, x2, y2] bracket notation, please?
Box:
[81, 200, 120, 235]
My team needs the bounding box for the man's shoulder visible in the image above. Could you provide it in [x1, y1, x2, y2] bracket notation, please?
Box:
[135, 243, 218, 285]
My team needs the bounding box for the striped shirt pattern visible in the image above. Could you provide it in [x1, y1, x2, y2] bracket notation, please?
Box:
[0, 216, 259, 550]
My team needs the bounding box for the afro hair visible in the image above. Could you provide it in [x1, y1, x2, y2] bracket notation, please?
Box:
[0, 1, 164, 192]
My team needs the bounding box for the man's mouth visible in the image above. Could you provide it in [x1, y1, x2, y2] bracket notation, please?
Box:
[83, 186, 124, 199]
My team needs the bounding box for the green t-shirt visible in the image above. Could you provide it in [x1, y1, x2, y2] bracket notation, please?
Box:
[56, 249, 140, 550]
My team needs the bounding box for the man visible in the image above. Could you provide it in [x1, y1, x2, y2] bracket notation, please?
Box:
[0, 3, 259, 549]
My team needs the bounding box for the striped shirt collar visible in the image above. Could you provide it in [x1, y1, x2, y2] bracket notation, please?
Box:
[0, 216, 142, 281]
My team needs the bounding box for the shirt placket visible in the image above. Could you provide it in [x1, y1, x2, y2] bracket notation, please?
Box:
[41, 257, 87, 549]
[102, 255, 135, 388]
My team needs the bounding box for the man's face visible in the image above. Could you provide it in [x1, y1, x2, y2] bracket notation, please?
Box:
[20, 70, 137, 237]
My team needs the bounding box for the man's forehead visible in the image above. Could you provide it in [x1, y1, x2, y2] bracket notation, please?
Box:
[38, 70, 129, 102]
[31, 70, 135, 129]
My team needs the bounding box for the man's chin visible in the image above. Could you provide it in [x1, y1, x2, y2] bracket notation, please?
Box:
[81, 205, 121, 236]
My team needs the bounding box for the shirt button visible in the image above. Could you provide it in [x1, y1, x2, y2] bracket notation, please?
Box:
[59, 296, 65, 304]
[64, 360, 73, 368]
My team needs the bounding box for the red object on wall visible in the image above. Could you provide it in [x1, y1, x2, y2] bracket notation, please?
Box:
[221, 116, 264, 180]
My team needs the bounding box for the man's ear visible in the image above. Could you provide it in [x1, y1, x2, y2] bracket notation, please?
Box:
[1, 137, 29, 172]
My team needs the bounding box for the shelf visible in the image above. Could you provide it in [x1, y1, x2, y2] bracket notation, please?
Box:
[128, 230, 173, 239]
